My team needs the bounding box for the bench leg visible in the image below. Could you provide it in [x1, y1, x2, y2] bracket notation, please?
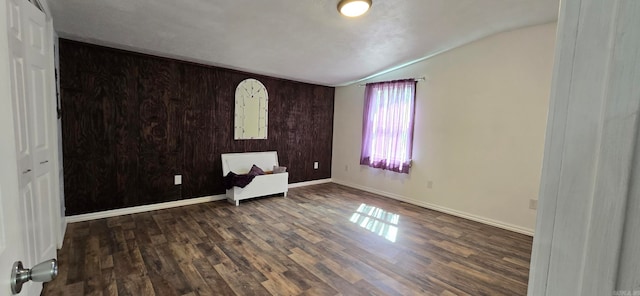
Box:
[283, 192, 288, 198]
[235, 200, 239, 206]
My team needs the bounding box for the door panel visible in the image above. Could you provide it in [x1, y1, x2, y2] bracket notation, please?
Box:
[31, 67, 48, 151]
[10, 57, 29, 167]
[26, 6, 48, 160]
[7, 0, 31, 191]
[21, 182, 36, 266]
[35, 172, 54, 259]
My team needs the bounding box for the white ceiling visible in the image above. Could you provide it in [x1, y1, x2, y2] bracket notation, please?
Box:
[47, 0, 559, 86]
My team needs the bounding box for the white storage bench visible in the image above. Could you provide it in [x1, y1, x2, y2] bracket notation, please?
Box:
[221, 151, 288, 206]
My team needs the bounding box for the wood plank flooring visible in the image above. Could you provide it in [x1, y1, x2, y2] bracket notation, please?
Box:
[42, 183, 533, 296]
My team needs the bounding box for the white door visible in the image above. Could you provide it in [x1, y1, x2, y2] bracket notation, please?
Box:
[0, 0, 31, 293]
[23, 0, 56, 265]
[1, 0, 57, 295]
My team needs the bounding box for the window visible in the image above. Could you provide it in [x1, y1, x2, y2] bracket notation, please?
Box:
[360, 79, 416, 174]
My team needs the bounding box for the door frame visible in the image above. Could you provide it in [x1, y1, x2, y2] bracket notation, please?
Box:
[528, 0, 640, 294]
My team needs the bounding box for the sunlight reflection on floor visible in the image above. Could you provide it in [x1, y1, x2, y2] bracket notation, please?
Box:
[349, 203, 400, 242]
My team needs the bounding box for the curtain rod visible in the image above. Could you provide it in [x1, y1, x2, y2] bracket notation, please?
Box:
[357, 76, 426, 87]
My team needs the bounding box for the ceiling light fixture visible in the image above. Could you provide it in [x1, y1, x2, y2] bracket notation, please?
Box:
[337, 0, 372, 17]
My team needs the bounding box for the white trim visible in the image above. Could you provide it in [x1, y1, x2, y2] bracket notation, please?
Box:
[332, 179, 534, 236]
[288, 178, 333, 188]
[64, 178, 532, 236]
[66, 194, 226, 223]
[65, 179, 334, 223]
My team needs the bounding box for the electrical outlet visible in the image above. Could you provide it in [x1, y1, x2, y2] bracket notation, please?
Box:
[174, 175, 182, 185]
[345, 165, 349, 171]
[529, 199, 538, 210]
[427, 181, 433, 189]
[314, 162, 319, 169]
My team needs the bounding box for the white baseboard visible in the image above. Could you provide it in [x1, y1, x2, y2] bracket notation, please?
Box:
[65, 179, 334, 223]
[288, 178, 332, 188]
[66, 194, 227, 223]
[332, 179, 535, 236]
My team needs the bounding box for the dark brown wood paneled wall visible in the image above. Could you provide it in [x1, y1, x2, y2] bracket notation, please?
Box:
[59, 39, 334, 215]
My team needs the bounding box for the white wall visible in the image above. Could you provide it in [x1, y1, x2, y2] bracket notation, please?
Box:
[331, 23, 556, 234]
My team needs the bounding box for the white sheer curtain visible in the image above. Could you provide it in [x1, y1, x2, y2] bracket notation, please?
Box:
[360, 79, 416, 174]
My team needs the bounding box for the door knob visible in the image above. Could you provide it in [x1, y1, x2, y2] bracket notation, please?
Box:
[11, 259, 58, 294]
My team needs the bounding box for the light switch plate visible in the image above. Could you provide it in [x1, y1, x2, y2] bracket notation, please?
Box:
[314, 162, 319, 169]
[174, 175, 182, 185]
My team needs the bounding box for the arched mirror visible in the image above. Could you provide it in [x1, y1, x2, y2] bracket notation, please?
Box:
[234, 78, 268, 139]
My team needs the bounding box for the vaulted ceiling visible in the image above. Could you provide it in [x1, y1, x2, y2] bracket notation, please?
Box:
[47, 0, 559, 86]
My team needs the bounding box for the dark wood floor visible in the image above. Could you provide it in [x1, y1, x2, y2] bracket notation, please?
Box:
[42, 183, 533, 296]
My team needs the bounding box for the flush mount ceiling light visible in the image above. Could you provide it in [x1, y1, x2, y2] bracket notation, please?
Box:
[337, 0, 372, 17]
